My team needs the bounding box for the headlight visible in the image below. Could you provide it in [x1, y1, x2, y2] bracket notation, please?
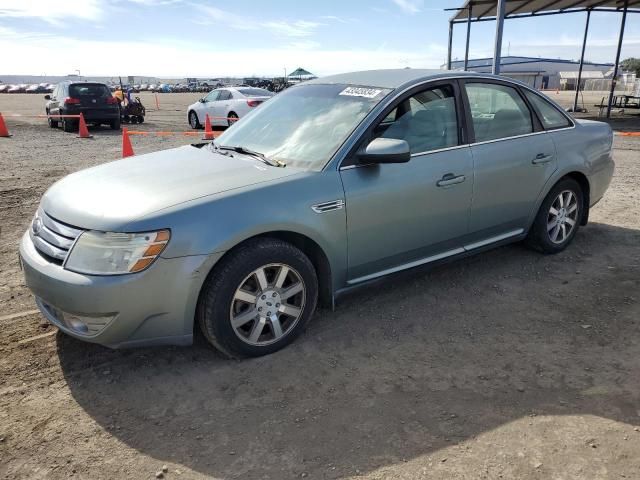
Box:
[64, 230, 170, 275]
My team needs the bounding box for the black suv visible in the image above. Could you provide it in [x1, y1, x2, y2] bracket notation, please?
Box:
[45, 81, 121, 132]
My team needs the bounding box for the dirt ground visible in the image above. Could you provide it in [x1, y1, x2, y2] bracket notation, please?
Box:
[1, 92, 639, 480]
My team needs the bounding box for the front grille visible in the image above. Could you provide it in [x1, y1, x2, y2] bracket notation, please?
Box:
[30, 209, 84, 263]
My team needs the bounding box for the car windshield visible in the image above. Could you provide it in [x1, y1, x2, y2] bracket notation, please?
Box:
[69, 84, 111, 98]
[214, 83, 391, 170]
[236, 88, 273, 97]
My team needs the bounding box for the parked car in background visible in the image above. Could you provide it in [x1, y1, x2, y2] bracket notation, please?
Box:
[20, 70, 614, 358]
[139, 84, 149, 91]
[0, 84, 8, 93]
[45, 81, 120, 132]
[26, 84, 48, 93]
[187, 86, 274, 128]
[8, 84, 24, 93]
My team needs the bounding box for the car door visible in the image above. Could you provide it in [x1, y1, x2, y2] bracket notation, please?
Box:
[339, 81, 474, 283]
[200, 90, 220, 124]
[50, 85, 62, 115]
[213, 90, 233, 124]
[462, 80, 557, 241]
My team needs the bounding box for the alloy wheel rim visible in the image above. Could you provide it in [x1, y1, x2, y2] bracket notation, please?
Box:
[547, 190, 579, 244]
[229, 263, 306, 346]
[190, 112, 197, 128]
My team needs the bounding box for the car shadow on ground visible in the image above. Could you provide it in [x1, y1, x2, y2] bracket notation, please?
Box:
[57, 222, 640, 479]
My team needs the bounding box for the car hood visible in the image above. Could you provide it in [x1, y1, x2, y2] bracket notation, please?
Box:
[41, 144, 302, 231]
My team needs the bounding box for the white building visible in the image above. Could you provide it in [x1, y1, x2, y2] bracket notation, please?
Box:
[445, 56, 613, 90]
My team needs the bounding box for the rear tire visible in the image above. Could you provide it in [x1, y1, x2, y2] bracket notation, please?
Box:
[62, 117, 75, 133]
[110, 117, 121, 130]
[197, 238, 318, 358]
[227, 111, 238, 127]
[189, 110, 200, 129]
[526, 178, 583, 254]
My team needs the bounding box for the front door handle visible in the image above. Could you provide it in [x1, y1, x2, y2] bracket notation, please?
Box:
[532, 153, 553, 164]
[437, 173, 466, 187]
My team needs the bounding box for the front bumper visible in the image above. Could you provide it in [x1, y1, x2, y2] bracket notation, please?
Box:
[19, 232, 222, 348]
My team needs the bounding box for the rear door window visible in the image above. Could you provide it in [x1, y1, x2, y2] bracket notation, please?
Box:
[218, 90, 232, 101]
[523, 90, 572, 129]
[465, 83, 533, 142]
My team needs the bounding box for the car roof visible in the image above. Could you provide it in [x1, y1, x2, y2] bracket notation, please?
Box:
[305, 68, 499, 90]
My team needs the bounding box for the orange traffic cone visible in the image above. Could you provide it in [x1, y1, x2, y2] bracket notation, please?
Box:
[203, 114, 214, 140]
[76, 113, 93, 138]
[0, 113, 12, 137]
[122, 128, 134, 158]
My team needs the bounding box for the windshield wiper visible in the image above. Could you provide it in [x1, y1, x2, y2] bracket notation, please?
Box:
[217, 144, 285, 167]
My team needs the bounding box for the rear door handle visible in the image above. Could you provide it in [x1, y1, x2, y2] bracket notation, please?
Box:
[437, 173, 466, 187]
[532, 153, 553, 164]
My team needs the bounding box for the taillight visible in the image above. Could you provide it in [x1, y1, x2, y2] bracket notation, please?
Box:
[106, 96, 118, 104]
[64, 97, 80, 105]
[247, 100, 261, 107]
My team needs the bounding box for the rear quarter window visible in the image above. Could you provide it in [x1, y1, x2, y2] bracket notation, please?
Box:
[523, 90, 572, 130]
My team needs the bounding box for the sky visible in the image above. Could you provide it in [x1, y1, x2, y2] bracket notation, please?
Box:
[0, 0, 639, 78]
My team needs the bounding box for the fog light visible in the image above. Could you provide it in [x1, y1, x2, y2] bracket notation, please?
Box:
[61, 312, 116, 336]
[36, 298, 116, 336]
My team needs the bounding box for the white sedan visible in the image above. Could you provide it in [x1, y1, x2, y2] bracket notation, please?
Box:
[187, 87, 274, 129]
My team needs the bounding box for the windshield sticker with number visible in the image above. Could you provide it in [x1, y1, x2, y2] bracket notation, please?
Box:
[339, 87, 383, 99]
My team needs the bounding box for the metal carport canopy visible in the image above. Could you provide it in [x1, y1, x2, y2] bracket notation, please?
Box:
[446, 0, 639, 117]
[450, 0, 638, 21]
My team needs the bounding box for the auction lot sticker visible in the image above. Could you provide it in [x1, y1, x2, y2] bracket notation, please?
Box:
[339, 87, 383, 99]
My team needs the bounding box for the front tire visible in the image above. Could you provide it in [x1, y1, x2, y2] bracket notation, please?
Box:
[197, 238, 318, 358]
[47, 110, 58, 128]
[526, 178, 583, 254]
[189, 110, 200, 129]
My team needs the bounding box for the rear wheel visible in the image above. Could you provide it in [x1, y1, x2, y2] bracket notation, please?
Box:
[227, 111, 238, 127]
[189, 110, 200, 129]
[62, 117, 75, 133]
[110, 117, 121, 130]
[197, 238, 318, 358]
[526, 178, 583, 254]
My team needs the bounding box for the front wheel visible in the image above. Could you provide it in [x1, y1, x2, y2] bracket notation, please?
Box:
[47, 110, 58, 128]
[526, 178, 583, 254]
[197, 238, 318, 358]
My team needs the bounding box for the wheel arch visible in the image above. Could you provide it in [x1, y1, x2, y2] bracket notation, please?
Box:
[198, 230, 334, 312]
[530, 169, 591, 231]
[563, 171, 591, 226]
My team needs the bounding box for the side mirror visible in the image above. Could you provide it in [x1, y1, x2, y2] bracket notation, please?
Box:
[358, 138, 411, 164]
[44, 94, 51, 100]
[199, 98, 206, 103]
